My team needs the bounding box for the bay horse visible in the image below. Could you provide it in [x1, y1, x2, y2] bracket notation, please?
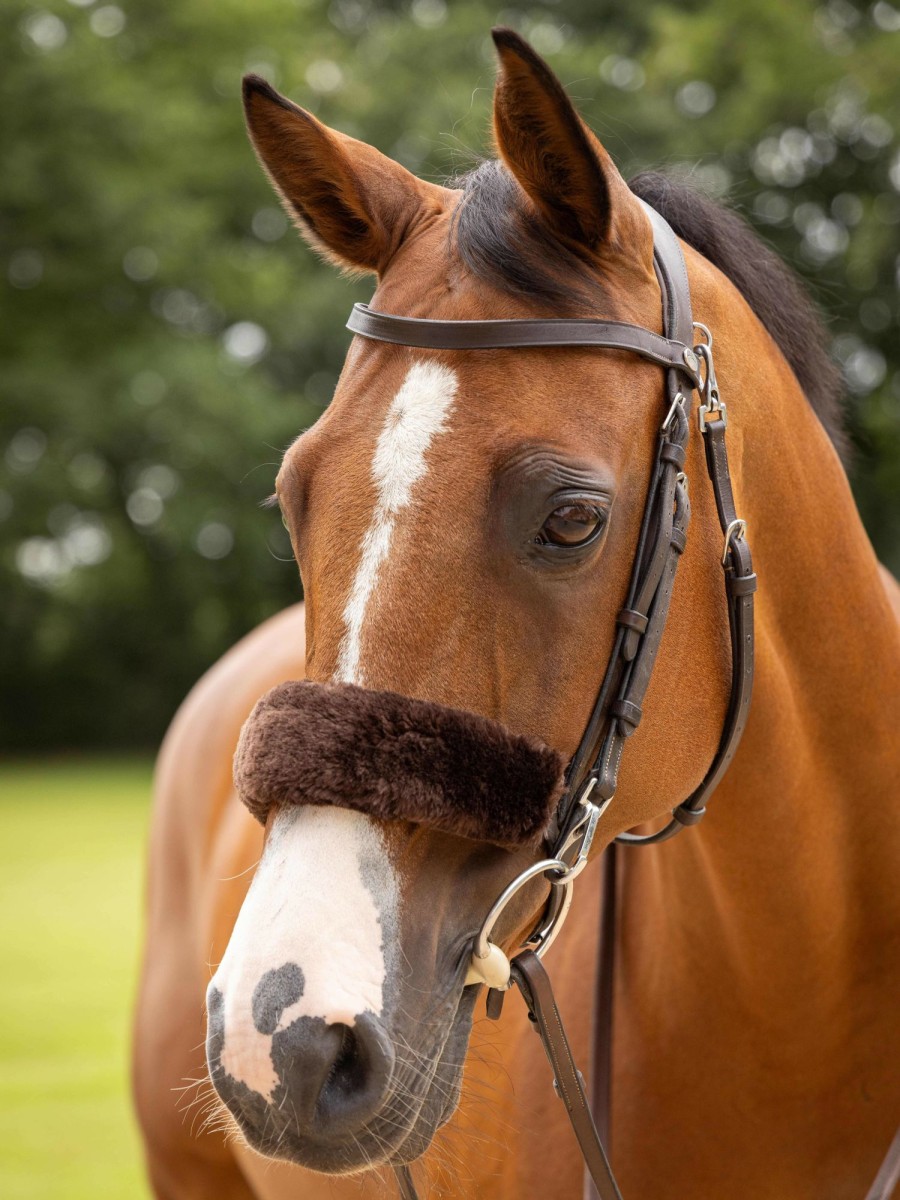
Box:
[133, 28, 900, 1200]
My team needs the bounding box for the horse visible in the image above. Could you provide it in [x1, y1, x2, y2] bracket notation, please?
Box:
[133, 27, 900, 1200]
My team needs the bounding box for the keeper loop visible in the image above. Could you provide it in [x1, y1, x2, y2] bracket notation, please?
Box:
[660, 441, 686, 469]
[672, 804, 706, 827]
[616, 608, 649, 635]
[727, 571, 758, 597]
[610, 699, 642, 735]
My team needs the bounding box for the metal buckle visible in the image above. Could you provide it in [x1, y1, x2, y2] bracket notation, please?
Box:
[692, 321, 713, 348]
[695, 340, 726, 432]
[464, 778, 611, 990]
[661, 392, 686, 433]
[553, 776, 610, 881]
[698, 397, 727, 433]
[721, 518, 747, 566]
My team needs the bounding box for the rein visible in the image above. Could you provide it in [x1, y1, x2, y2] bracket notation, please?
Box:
[341, 202, 900, 1198]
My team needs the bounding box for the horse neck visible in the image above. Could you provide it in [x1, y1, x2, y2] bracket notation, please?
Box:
[625, 319, 900, 1025]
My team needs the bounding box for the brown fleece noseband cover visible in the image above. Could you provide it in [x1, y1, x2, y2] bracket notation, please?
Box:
[234, 680, 565, 847]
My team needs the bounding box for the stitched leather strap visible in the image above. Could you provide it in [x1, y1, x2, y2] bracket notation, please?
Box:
[555, 198, 758, 847]
[551, 201, 707, 837]
[511, 951, 623, 1200]
[555, 397, 693, 841]
[641, 202, 694, 349]
[393, 1164, 419, 1200]
[864, 1125, 900, 1200]
[348, 303, 701, 382]
[616, 416, 756, 846]
[584, 844, 618, 1200]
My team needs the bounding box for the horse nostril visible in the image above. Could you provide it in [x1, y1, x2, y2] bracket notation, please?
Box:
[272, 1011, 395, 1136]
[318, 1019, 388, 1121]
[325, 1024, 360, 1099]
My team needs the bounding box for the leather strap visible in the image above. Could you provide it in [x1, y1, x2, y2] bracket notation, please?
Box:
[584, 845, 618, 1200]
[511, 951, 623, 1200]
[348, 303, 701, 382]
[615, 414, 756, 846]
[557, 200, 758, 848]
[551, 200, 707, 837]
[641, 202, 694, 349]
[864, 1126, 900, 1200]
[393, 1164, 419, 1200]
[554, 396, 693, 845]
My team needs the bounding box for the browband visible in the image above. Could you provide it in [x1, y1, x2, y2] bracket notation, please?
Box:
[347, 303, 703, 384]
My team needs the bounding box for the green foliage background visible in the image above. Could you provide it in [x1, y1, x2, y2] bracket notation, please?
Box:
[2, 0, 899, 750]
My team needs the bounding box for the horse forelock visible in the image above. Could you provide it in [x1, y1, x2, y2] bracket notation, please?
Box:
[451, 158, 847, 463]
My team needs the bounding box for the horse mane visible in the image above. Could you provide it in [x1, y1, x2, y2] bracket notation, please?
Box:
[451, 161, 848, 463]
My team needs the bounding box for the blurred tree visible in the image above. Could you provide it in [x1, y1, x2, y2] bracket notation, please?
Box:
[1, 0, 898, 749]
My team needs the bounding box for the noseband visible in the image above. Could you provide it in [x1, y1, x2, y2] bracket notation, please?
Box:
[236, 202, 759, 1199]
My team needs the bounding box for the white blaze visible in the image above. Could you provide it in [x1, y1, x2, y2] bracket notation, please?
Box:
[335, 359, 458, 685]
[211, 361, 455, 1101]
[210, 806, 398, 1100]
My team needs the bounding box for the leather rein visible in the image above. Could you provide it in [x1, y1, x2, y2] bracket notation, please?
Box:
[344, 203, 900, 1200]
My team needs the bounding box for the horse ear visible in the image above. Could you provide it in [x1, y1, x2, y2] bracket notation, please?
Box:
[490, 28, 645, 258]
[242, 75, 437, 274]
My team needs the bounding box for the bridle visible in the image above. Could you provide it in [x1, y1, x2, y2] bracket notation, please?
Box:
[340, 202, 900, 1200]
[348, 204, 755, 874]
[343, 200, 751, 1198]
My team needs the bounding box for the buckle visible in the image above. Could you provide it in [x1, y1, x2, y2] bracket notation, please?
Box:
[694, 337, 726, 432]
[721, 518, 747, 566]
[699, 397, 727, 432]
[553, 777, 611, 881]
[661, 392, 686, 433]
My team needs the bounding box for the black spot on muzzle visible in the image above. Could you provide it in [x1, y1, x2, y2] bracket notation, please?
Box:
[234, 680, 565, 847]
[252, 962, 305, 1035]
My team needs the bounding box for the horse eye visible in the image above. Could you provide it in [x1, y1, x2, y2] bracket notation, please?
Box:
[536, 503, 606, 548]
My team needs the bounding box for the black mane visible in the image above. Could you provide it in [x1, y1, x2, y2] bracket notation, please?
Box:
[452, 162, 847, 462]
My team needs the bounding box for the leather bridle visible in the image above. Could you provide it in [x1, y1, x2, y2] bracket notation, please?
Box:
[344, 203, 900, 1200]
[348, 203, 756, 857]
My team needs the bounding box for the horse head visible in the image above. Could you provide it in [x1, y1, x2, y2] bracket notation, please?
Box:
[206, 28, 738, 1174]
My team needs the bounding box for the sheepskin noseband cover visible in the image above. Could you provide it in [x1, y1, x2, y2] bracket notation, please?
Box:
[234, 680, 566, 848]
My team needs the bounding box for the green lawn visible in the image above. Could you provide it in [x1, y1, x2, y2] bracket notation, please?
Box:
[0, 759, 155, 1200]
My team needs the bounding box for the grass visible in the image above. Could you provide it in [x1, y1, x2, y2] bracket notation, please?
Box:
[0, 758, 155, 1200]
